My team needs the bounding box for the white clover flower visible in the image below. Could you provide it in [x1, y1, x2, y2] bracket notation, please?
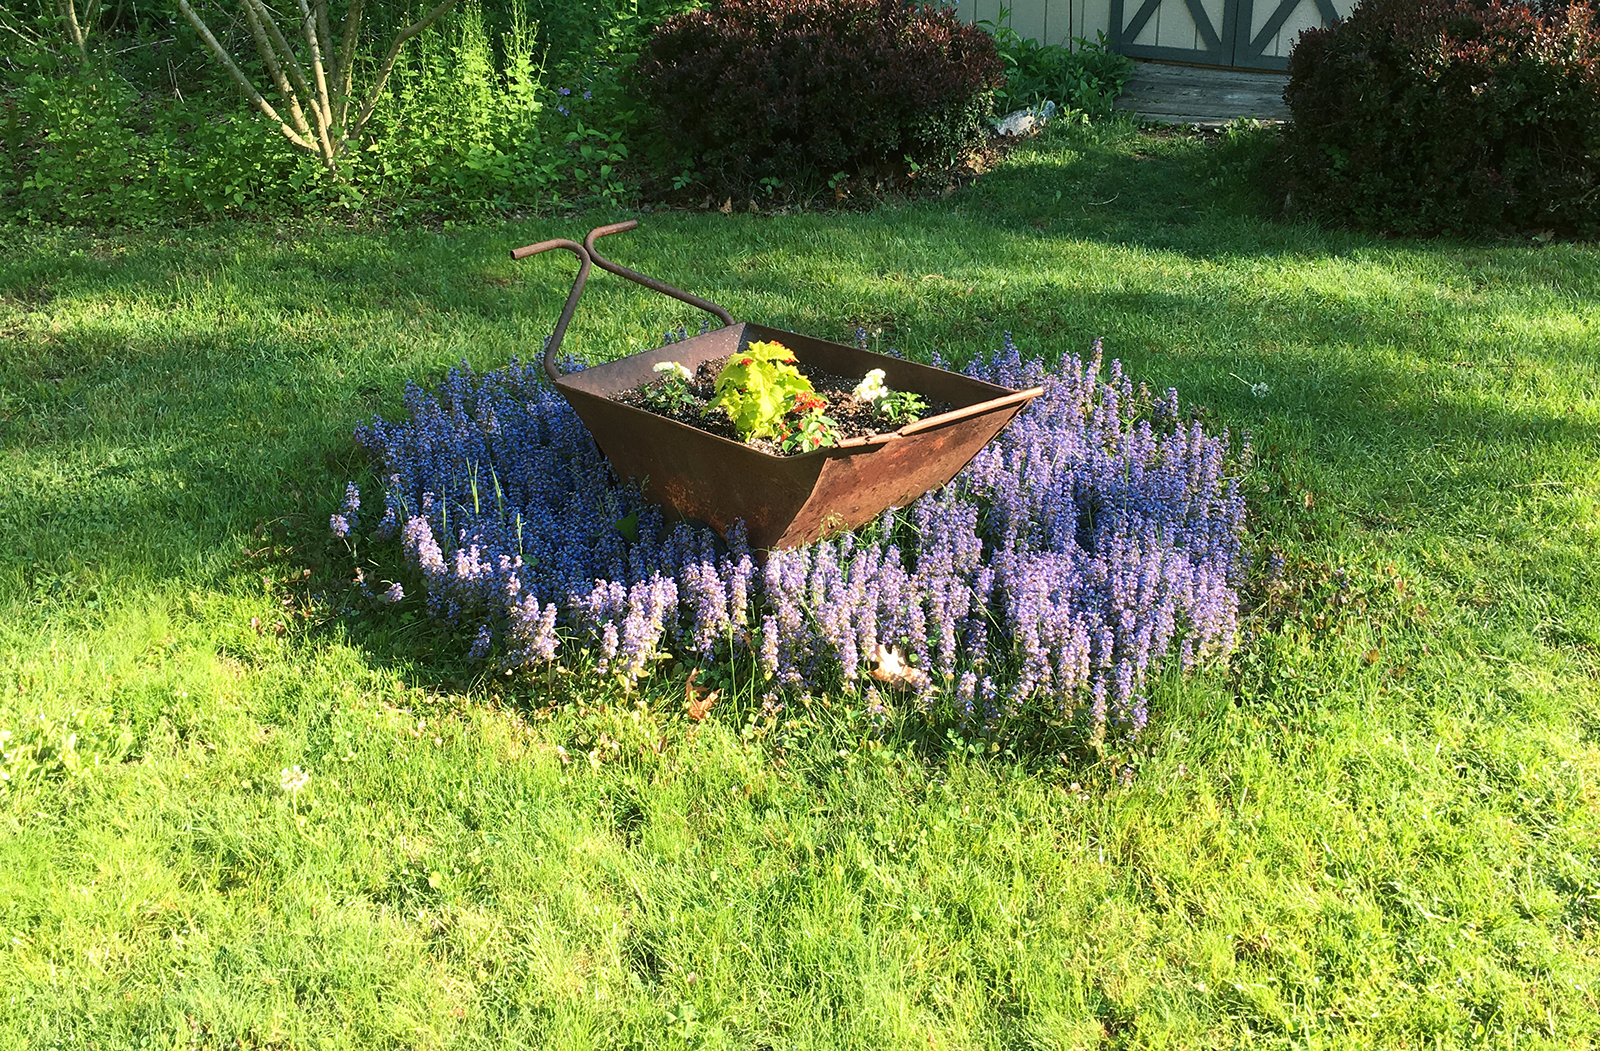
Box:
[853, 368, 888, 402]
[653, 361, 693, 383]
[279, 765, 310, 794]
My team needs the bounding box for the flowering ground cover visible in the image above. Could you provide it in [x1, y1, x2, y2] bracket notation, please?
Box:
[344, 335, 1245, 742]
[2, 122, 1599, 1048]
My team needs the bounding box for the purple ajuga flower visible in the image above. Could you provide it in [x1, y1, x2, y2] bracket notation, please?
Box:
[338, 338, 1247, 743]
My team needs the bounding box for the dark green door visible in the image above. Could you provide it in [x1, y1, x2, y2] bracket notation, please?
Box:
[1109, 0, 1348, 71]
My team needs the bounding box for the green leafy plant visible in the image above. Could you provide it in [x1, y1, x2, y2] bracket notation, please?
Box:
[640, 360, 700, 415]
[978, 7, 1133, 117]
[0, 47, 318, 224]
[775, 392, 842, 454]
[875, 388, 927, 425]
[708, 340, 816, 442]
[852, 368, 926, 426]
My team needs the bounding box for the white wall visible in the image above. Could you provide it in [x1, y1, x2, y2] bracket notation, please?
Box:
[951, 0, 1114, 49]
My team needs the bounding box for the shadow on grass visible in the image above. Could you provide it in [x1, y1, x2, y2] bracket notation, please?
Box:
[3, 129, 1595, 740]
[4, 240, 1593, 583]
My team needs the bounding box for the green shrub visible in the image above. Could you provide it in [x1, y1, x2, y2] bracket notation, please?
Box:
[0, 0, 648, 224]
[0, 52, 317, 225]
[1278, 0, 1600, 237]
[979, 11, 1134, 117]
[632, 0, 1005, 192]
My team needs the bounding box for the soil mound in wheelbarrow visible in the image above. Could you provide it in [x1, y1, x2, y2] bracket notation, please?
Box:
[612, 354, 956, 454]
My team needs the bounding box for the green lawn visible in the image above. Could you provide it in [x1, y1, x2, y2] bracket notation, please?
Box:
[2, 121, 1598, 1049]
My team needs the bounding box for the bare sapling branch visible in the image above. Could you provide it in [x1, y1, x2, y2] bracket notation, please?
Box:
[311, 0, 340, 131]
[173, 0, 314, 151]
[174, 0, 460, 177]
[238, 0, 314, 142]
[332, 0, 363, 132]
[293, 0, 334, 133]
[241, 0, 325, 140]
[58, 0, 99, 60]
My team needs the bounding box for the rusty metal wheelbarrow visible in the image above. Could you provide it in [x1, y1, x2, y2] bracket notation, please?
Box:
[512, 220, 1044, 551]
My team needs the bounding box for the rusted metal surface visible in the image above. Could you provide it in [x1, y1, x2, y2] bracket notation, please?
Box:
[508, 236, 591, 385]
[585, 221, 735, 327]
[511, 222, 1044, 550]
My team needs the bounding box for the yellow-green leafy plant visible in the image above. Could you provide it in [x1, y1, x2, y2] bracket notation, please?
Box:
[708, 340, 817, 441]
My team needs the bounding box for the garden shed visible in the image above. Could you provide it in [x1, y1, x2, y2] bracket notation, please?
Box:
[953, 0, 1352, 69]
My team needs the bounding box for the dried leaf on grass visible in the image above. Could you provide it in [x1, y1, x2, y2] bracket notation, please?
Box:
[867, 643, 922, 690]
[686, 669, 720, 722]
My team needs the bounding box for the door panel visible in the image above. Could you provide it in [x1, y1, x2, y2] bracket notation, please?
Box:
[1234, 0, 1341, 68]
[1112, 0, 1235, 65]
[1111, 0, 1350, 69]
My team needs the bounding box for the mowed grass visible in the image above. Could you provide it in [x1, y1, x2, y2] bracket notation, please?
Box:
[2, 120, 1598, 1049]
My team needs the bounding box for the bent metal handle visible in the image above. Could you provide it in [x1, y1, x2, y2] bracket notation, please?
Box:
[509, 237, 592, 384]
[895, 386, 1047, 437]
[584, 220, 735, 328]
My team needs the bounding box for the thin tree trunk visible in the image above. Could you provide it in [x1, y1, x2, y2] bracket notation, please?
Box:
[173, 0, 461, 176]
[174, 0, 315, 152]
[58, 0, 99, 60]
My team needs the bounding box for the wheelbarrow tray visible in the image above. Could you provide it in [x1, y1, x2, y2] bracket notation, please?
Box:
[514, 221, 1043, 551]
[559, 322, 1031, 550]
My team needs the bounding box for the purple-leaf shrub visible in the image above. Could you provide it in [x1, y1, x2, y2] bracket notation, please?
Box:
[342, 337, 1247, 739]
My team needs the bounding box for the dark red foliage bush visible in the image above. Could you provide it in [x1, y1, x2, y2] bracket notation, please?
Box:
[633, 0, 1005, 189]
[1279, 0, 1600, 236]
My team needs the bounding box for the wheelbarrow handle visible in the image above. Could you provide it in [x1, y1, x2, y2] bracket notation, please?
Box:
[508, 237, 592, 384]
[584, 220, 736, 328]
[896, 386, 1048, 437]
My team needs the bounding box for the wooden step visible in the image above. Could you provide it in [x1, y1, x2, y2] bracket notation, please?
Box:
[1114, 62, 1290, 127]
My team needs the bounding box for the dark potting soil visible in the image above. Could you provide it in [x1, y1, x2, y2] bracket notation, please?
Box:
[611, 356, 953, 456]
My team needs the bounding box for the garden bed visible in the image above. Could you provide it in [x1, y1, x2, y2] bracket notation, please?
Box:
[340, 335, 1247, 741]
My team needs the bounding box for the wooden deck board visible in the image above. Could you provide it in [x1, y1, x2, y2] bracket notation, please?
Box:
[1114, 62, 1289, 128]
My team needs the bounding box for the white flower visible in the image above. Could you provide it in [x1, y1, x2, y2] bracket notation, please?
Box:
[279, 765, 310, 794]
[853, 368, 888, 402]
[1230, 372, 1269, 398]
[653, 361, 693, 383]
